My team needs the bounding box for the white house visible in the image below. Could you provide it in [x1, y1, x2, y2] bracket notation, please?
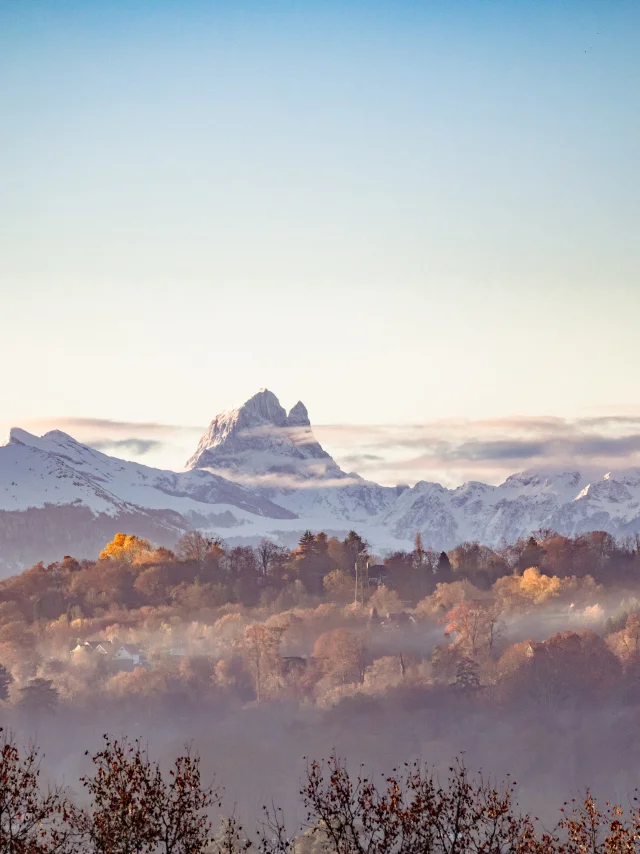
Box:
[72, 639, 113, 656]
[113, 643, 145, 666]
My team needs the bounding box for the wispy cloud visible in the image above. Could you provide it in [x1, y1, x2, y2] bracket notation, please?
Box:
[200, 467, 361, 490]
[314, 414, 640, 486]
[15, 417, 205, 469]
[341, 453, 385, 465]
[91, 438, 164, 456]
[29, 417, 204, 436]
[236, 424, 319, 447]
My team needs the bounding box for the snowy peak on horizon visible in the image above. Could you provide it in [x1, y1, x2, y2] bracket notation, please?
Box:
[5, 427, 85, 452]
[185, 388, 348, 483]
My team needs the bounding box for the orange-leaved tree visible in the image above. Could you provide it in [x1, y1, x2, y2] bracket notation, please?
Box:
[99, 533, 153, 564]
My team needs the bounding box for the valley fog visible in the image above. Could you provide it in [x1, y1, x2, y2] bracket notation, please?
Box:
[1, 525, 640, 831]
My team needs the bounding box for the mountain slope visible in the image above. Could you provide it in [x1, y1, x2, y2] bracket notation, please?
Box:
[1, 428, 296, 521]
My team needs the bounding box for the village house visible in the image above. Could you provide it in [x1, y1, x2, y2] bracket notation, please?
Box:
[72, 639, 113, 656]
[71, 639, 147, 670]
[113, 643, 145, 667]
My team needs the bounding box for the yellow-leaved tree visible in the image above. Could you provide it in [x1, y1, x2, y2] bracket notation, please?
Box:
[99, 533, 153, 564]
[494, 566, 561, 610]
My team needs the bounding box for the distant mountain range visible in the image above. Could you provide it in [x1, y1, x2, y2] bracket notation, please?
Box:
[2, 388, 640, 574]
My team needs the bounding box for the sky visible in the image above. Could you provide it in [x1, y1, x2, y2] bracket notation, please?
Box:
[1, 0, 639, 486]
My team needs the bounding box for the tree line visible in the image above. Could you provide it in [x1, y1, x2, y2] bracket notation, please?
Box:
[1, 527, 639, 627]
[0, 527, 639, 718]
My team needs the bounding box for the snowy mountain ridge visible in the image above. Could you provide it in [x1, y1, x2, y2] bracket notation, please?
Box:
[2, 389, 640, 573]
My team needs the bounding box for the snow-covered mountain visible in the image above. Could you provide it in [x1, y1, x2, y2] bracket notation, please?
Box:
[186, 388, 398, 523]
[381, 469, 640, 551]
[0, 426, 295, 573]
[2, 390, 640, 574]
[187, 388, 344, 481]
[1, 428, 294, 520]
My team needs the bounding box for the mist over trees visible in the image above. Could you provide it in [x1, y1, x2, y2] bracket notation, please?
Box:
[0, 527, 640, 825]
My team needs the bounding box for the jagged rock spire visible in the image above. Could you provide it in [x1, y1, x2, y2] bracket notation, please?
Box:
[185, 389, 343, 481]
[287, 401, 310, 427]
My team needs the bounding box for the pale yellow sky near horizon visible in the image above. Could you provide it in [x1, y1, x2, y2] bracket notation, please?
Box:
[1, 1, 639, 485]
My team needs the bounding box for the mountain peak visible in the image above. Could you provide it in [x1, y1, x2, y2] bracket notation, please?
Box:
[7, 427, 40, 447]
[185, 390, 342, 483]
[287, 401, 310, 427]
[221, 388, 289, 431]
[6, 427, 89, 454]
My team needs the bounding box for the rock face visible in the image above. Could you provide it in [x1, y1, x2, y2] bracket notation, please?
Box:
[3, 390, 640, 574]
[186, 389, 398, 524]
[186, 388, 341, 481]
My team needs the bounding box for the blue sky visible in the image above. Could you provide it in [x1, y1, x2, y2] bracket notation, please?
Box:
[1, 1, 639, 483]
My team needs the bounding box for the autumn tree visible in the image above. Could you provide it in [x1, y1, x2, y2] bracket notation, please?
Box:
[494, 566, 562, 611]
[413, 532, 424, 564]
[383, 551, 414, 591]
[0, 728, 73, 854]
[176, 531, 221, 566]
[368, 585, 403, 617]
[322, 569, 354, 603]
[327, 537, 350, 572]
[363, 655, 405, 690]
[313, 629, 365, 685]
[242, 625, 284, 702]
[99, 533, 153, 564]
[134, 564, 171, 605]
[223, 547, 261, 605]
[172, 580, 228, 612]
[261, 754, 539, 854]
[541, 533, 578, 578]
[448, 542, 508, 588]
[73, 735, 220, 854]
[444, 600, 503, 657]
[416, 579, 484, 618]
[70, 560, 136, 611]
[500, 630, 622, 708]
[255, 539, 286, 577]
[608, 612, 640, 662]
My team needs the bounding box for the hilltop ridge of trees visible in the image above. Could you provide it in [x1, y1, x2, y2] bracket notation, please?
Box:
[0, 526, 637, 720]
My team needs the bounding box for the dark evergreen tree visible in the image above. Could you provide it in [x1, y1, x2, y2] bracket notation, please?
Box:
[298, 530, 316, 555]
[435, 551, 454, 584]
[343, 531, 368, 568]
[517, 535, 546, 573]
[296, 531, 332, 595]
[453, 657, 481, 692]
[19, 678, 59, 715]
[0, 663, 12, 702]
